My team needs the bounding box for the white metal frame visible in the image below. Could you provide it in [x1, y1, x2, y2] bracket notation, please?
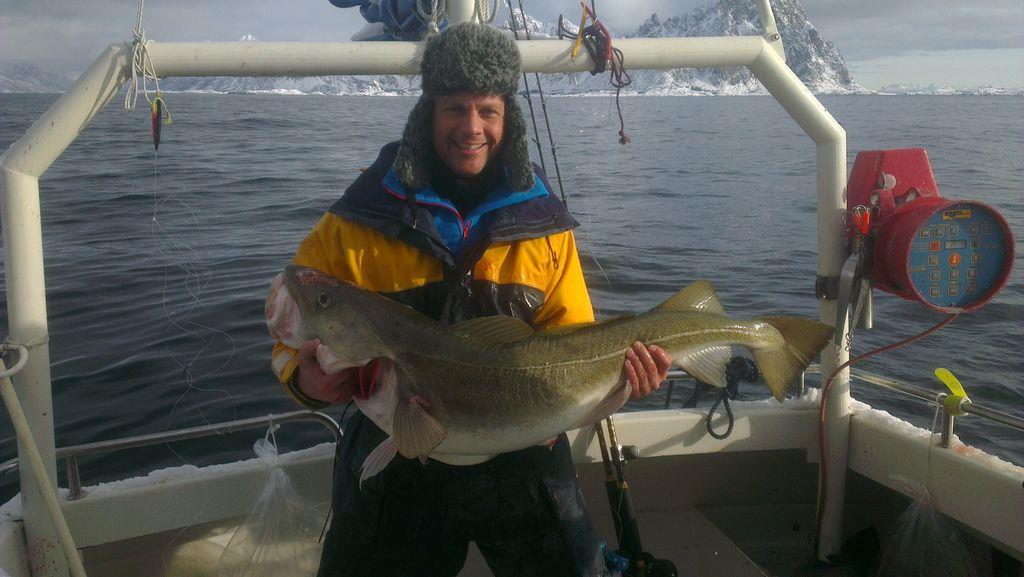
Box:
[0, 3, 851, 573]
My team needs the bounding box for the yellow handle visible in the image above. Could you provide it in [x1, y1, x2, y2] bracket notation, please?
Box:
[935, 367, 970, 416]
[935, 368, 967, 397]
[570, 2, 588, 60]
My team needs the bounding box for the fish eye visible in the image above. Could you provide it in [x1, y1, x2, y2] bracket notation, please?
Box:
[317, 292, 332, 308]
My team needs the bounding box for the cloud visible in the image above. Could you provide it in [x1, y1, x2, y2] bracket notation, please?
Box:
[0, 0, 360, 73]
[849, 47, 1024, 89]
[803, 0, 1023, 60]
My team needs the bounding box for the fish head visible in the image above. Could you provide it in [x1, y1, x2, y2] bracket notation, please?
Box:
[267, 265, 384, 365]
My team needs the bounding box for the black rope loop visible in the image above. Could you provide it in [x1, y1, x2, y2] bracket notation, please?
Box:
[706, 389, 735, 440]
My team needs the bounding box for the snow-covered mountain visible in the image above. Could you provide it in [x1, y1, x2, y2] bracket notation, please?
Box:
[0, 62, 72, 94]
[499, 0, 863, 94]
[158, 74, 421, 96]
[623, 0, 864, 94]
[156, 0, 865, 96]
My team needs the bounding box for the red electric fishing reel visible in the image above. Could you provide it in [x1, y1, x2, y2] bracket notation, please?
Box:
[846, 148, 1015, 313]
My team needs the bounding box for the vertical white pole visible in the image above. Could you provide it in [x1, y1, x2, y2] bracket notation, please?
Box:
[815, 141, 851, 560]
[0, 168, 70, 577]
[446, 0, 479, 25]
[1, 43, 127, 577]
[748, 45, 850, 560]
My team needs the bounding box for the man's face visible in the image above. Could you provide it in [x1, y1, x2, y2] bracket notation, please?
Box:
[432, 92, 505, 179]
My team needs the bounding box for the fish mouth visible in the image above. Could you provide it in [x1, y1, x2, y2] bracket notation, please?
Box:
[265, 272, 305, 348]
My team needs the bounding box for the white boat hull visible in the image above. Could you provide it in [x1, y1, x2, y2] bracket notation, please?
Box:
[1, 402, 1020, 576]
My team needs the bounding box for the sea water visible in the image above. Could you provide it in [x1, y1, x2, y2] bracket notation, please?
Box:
[0, 93, 1021, 501]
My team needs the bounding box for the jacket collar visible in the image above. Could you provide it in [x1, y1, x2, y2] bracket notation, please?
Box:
[381, 165, 549, 222]
[330, 141, 579, 265]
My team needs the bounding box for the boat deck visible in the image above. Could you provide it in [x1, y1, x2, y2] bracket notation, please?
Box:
[460, 507, 769, 577]
[84, 496, 779, 577]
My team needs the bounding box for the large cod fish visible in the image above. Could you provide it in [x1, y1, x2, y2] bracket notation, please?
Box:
[267, 265, 832, 483]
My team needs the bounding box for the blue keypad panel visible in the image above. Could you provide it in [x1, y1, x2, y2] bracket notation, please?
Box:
[908, 203, 1010, 308]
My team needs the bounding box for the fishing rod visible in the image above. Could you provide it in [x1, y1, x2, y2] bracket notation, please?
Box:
[595, 416, 678, 577]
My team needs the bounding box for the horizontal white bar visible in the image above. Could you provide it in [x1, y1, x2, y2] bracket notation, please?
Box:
[145, 36, 766, 78]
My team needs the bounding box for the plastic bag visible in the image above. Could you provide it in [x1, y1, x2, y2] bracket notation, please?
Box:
[873, 479, 977, 577]
[217, 430, 326, 577]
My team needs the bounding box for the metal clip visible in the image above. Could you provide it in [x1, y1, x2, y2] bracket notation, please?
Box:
[0, 343, 29, 379]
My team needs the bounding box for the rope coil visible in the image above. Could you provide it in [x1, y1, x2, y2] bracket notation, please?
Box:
[123, 0, 165, 113]
[474, 0, 499, 24]
[415, 0, 446, 34]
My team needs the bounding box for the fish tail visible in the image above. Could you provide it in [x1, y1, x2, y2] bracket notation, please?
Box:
[753, 317, 834, 401]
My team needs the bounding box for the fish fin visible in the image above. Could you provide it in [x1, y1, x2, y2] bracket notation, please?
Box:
[392, 394, 447, 459]
[359, 438, 397, 487]
[754, 317, 833, 401]
[573, 379, 631, 430]
[654, 280, 726, 315]
[676, 345, 731, 388]
[418, 456, 429, 465]
[451, 315, 535, 344]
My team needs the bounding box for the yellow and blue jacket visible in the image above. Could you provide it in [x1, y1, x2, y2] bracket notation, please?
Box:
[273, 142, 594, 406]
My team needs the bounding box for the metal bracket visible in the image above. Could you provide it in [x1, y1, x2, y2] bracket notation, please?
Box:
[832, 252, 875, 347]
[816, 275, 841, 300]
[754, 0, 785, 61]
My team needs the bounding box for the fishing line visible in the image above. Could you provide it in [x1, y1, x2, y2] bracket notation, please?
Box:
[503, 3, 616, 315]
[813, 312, 960, 549]
[149, 160, 238, 431]
[318, 400, 355, 543]
[505, 0, 569, 205]
[146, 150, 245, 575]
[504, 0, 550, 180]
[123, 0, 237, 432]
[142, 147, 233, 573]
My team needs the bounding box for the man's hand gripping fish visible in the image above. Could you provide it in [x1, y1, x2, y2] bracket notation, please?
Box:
[267, 265, 833, 485]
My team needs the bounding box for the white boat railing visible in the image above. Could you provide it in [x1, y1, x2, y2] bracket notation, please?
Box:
[661, 366, 1024, 442]
[798, 366, 1024, 446]
[0, 410, 340, 500]
[4, 370, 1021, 499]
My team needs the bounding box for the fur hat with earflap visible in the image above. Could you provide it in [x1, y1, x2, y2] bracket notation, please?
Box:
[393, 22, 534, 192]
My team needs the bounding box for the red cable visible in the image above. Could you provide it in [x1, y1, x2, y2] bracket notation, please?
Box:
[813, 312, 961, 549]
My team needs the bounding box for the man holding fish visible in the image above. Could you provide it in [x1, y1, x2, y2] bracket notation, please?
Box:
[269, 22, 672, 577]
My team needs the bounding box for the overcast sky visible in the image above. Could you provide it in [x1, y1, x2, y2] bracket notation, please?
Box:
[1, 0, 1021, 89]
